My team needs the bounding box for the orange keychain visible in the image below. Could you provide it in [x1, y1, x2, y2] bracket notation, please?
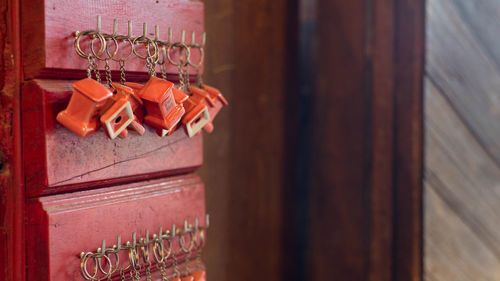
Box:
[168, 41, 211, 138]
[138, 76, 185, 136]
[184, 36, 227, 135]
[136, 37, 186, 137]
[57, 77, 113, 137]
[111, 82, 146, 136]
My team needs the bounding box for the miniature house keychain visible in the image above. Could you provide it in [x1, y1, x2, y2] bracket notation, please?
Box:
[166, 37, 211, 138]
[57, 33, 114, 137]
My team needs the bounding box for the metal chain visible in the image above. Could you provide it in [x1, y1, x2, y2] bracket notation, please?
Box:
[196, 70, 203, 87]
[104, 59, 113, 88]
[120, 269, 127, 281]
[119, 60, 127, 84]
[160, 64, 167, 80]
[87, 56, 94, 79]
[146, 57, 156, 77]
[92, 58, 102, 83]
[158, 263, 168, 281]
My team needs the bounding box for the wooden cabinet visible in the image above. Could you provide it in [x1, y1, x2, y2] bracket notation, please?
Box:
[1, 0, 208, 280]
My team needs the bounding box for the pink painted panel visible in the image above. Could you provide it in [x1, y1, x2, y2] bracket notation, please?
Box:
[27, 174, 206, 281]
[22, 0, 204, 79]
[23, 79, 203, 197]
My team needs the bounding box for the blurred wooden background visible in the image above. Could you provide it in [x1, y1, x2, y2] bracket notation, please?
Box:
[425, 0, 500, 280]
[199, 0, 423, 281]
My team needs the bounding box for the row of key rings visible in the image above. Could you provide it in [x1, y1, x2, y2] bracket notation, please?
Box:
[80, 227, 206, 281]
[74, 22, 205, 69]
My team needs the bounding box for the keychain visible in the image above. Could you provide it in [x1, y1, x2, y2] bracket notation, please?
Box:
[166, 37, 210, 138]
[187, 33, 228, 134]
[57, 32, 114, 137]
[135, 26, 186, 137]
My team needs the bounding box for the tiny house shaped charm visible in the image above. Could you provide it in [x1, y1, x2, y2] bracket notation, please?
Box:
[189, 85, 228, 133]
[56, 78, 113, 137]
[113, 82, 146, 136]
[99, 84, 135, 139]
[138, 77, 185, 136]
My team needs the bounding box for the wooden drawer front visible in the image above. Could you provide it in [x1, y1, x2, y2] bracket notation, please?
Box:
[21, 0, 204, 80]
[27, 174, 206, 281]
[23, 79, 203, 197]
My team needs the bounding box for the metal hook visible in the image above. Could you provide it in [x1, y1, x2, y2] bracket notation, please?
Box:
[155, 25, 160, 41]
[195, 217, 199, 230]
[206, 214, 210, 228]
[127, 20, 132, 38]
[168, 27, 173, 44]
[180, 30, 186, 44]
[142, 22, 148, 38]
[172, 224, 176, 238]
[96, 15, 102, 34]
[191, 31, 196, 45]
[202, 32, 207, 47]
[113, 19, 118, 36]
[132, 232, 137, 248]
[116, 235, 122, 250]
[145, 229, 150, 244]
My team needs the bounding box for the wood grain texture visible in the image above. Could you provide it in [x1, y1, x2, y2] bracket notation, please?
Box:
[307, 1, 423, 281]
[427, 0, 500, 165]
[21, 0, 204, 80]
[27, 173, 206, 281]
[196, 1, 234, 281]
[0, 0, 24, 280]
[22, 79, 203, 197]
[425, 0, 500, 278]
[424, 79, 500, 281]
[198, 0, 286, 281]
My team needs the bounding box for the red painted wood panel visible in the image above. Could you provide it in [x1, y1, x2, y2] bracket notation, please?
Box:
[22, 79, 203, 197]
[21, 0, 204, 80]
[27, 173, 206, 281]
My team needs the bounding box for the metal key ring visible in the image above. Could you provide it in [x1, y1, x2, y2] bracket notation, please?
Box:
[80, 252, 98, 280]
[179, 231, 195, 253]
[97, 249, 120, 276]
[187, 46, 204, 68]
[166, 42, 191, 67]
[91, 36, 118, 61]
[128, 246, 140, 269]
[140, 242, 151, 264]
[108, 36, 134, 62]
[194, 229, 206, 250]
[75, 31, 106, 59]
[82, 253, 112, 281]
[157, 45, 168, 66]
[153, 236, 172, 263]
[132, 36, 158, 60]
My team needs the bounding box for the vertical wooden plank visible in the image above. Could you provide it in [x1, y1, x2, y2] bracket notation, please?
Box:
[369, 0, 395, 280]
[198, 1, 234, 281]
[201, 0, 286, 281]
[227, 0, 286, 280]
[0, 0, 24, 280]
[393, 0, 424, 280]
[308, 1, 369, 280]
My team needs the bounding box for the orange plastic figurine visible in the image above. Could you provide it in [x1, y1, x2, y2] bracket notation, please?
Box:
[192, 271, 206, 281]
[181, 89, 211, 138]
[188, 85, 228, 133]
[112, 82, 146, 136]
[56, 78, 113, 137]
[181, 275, 195, 281]
[137, 76, 185, 136]
[99, 86, 135, 140]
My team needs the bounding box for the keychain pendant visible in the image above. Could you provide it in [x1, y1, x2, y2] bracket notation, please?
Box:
[138, 76, 185, 136]
[57, 78, 113, 137]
